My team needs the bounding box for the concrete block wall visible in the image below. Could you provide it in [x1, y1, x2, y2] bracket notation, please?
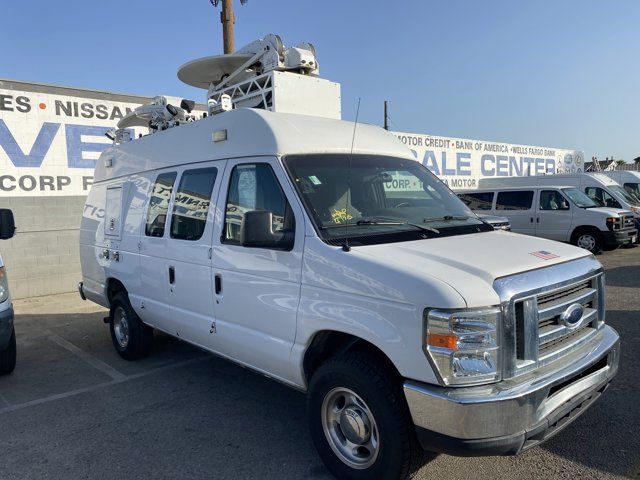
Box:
[0, 196, 86, 299]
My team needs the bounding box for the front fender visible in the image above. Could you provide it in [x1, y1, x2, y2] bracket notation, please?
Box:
[292, 285, 443, 388]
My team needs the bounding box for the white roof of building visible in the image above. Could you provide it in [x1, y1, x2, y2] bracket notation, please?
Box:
[94, 108, 413, 182]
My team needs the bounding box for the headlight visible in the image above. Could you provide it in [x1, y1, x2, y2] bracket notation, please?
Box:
[0, 267, 9, 303]
[630, 206, 639, 214]
[606, 217, 621, 231]
[424, 307, 501, 386]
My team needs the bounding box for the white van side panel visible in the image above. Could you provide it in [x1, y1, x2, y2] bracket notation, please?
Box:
[80, 183, 109, 306]
[80, 174, 151, 308]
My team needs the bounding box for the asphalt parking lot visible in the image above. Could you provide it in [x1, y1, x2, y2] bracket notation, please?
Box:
[0, 248, 638, 480]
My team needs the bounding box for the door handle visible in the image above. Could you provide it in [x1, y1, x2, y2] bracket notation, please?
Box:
[215, 274, 222, 294]
[536, 217, 540, 223]
[169, 266, 175, 284]
[530, 217, 534, 223]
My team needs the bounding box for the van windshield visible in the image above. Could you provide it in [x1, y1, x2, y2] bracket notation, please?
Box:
[562, 188, 598, 208]
[610, 185, 640, 206]
[283, 154, 490, 244]
[623, 183, 640, 203]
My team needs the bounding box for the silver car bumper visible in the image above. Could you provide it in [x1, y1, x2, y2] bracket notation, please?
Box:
[404, 325, 619, 456]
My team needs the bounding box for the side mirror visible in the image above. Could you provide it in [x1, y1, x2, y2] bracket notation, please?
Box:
[241, 210, 294, 251]
[0, 209, 15, 240]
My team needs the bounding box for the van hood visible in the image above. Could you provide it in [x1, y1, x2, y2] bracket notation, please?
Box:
[584, 207, 632, 217]
[355, 230, 590, 307]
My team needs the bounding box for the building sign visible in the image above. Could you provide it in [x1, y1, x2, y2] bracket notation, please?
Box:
[0, 80, 201, 197]
[394, 132, 584, 190]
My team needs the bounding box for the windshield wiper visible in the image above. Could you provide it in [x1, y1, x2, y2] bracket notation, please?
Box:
[355, 219, 440, 234]
[422, 215, 471, 224]
[322, 218, 439, 234]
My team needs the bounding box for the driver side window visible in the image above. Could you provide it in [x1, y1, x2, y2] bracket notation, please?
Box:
[539, 190, 570, 211]
[223, 163, 293, 245]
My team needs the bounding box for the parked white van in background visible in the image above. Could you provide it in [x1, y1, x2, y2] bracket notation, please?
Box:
[479, 173, 640, 234]
[459, 186, 636, 253]
[79, 108, 620, 480]
[0, 209, 16, 375]
[602, 170, 640, 203]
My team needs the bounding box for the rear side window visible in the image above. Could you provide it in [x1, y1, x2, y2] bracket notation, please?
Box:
[495, 191, 533, 210]
[539, 190, 570, 210]
[145, 172, 177, 237]
[458, 192, 494, 210]
[170, 167, 218, 241]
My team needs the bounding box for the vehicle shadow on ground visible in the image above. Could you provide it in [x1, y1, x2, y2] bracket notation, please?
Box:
[603, 264, 640, 288]
[539, 308, 639, 478]
[1, 312, 336, 479]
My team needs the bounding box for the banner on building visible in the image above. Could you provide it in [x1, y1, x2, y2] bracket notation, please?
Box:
[394, 132, 584, 190]
[0, 80, 202, 197]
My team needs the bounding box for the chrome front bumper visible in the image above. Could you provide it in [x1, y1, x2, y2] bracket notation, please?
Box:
[404, 325, 619, 456]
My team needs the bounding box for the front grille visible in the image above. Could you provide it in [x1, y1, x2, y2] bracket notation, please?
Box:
[510, 274, 603, 376]
[623, 215, 635, 230]
[536, 278, 598, 362]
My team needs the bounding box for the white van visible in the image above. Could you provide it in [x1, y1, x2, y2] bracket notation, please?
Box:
[0, 209, 16, 375]
[602, 170, 640, 203]
[79, 108, 620, 480]
[479, 173, 640, 232]
[459, 186, 636, 253]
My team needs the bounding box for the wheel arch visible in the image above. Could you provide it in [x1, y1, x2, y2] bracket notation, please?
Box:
[106, 277, 128, 306]
[571, 225, 603, 240]
[302, 330, 401, 386]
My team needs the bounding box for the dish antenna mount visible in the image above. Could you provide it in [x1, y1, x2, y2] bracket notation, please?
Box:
[177, 34, 320, 115]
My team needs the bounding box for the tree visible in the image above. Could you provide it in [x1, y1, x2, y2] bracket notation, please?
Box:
[616, 159, 626, 167]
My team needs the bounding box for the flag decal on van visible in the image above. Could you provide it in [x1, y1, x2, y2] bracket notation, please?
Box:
[530, 250, 560, 260]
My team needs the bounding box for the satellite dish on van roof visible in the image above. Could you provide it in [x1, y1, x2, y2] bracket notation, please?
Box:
[177, 54, 254, 89]
[118, 111, 152, 129]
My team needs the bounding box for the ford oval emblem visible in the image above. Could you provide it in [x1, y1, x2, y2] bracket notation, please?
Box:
[560, 303, 584, 328]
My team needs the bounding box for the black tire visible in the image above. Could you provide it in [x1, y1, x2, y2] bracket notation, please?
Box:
[109, 292, 153, 360]
[0, 327, 16, 375]
[571, 228, 603, 254]
[308, 351, 423, 480]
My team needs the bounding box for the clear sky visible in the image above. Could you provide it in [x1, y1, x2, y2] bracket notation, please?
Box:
[3, 0, 638, 161]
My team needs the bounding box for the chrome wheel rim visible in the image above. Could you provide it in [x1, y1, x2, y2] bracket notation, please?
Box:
[113, 307, 130, 349]
[577, 234, 596, 251]
[321, 387, 380, 469]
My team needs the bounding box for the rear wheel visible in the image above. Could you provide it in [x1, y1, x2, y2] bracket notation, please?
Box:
[308, 351, 422, 480]
[0, 327, 16, 375]
[109, 292, 153, 360]
[572, 229, 603, 254]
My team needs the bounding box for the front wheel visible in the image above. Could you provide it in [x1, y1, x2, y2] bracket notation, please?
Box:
[308, 351, 422, 480]
[572, 230, 603, 254]
[0, 327, 16, 375]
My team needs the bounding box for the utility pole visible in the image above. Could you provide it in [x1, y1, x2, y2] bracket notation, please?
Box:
[221, 0, 235, 53]
[210, 0, 247, 54]
[383, 100, 389, 130]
